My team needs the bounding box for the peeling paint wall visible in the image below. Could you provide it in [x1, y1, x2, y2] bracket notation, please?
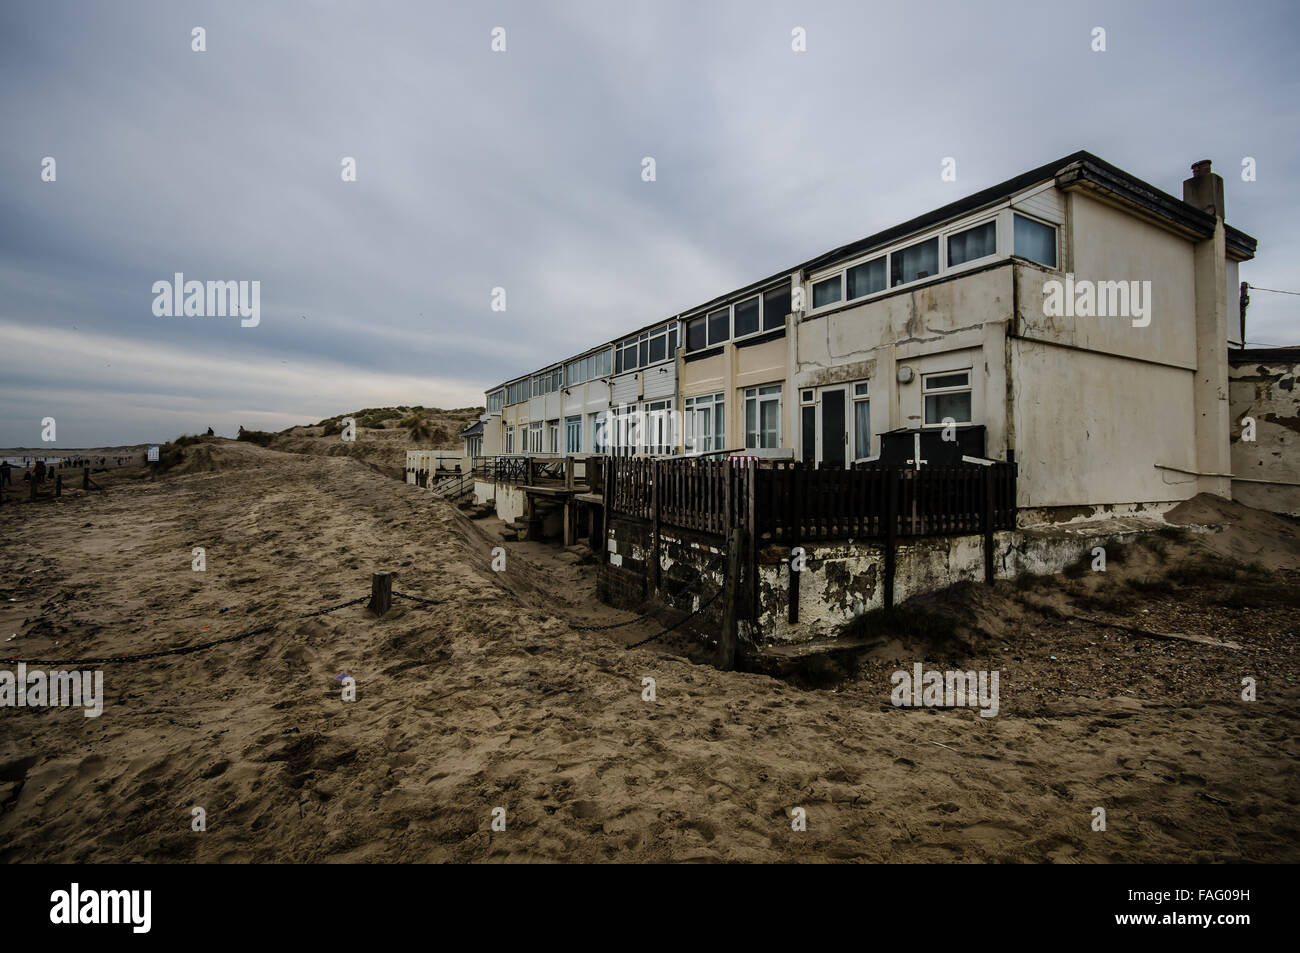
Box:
[598, 514, 1142, 647]
[755, 527, 1147, 644]
[1229, 357, 1300, 516]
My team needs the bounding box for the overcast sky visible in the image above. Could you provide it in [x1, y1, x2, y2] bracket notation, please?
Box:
[2, 0, 1296, 447]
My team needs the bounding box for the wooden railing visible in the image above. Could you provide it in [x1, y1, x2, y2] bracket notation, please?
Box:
[608, 457, 1016, 542]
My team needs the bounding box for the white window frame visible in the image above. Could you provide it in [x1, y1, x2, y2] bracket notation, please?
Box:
[943, 217, 998, 270]
[804, 200, 1057, 318]
[527, 422, 544, 453]
[851, 381, 871, 461]
[743, 384, 782, 450]
[616, 322, 678, 374]
[921, 369, 973, 427]
[684, 392, 725, 453]
[1011, 211, 1059, 269]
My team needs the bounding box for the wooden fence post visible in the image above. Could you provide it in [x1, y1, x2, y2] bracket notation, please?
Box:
[83, 466, 90, 490]
[651, 459, 661, 593]
[55, 474, 62, 497]
[601, 457, 614, 564]
[368, 571, 393, 616]
[745, 461, 757, 620]
[884, 468, 897, 609]
[983, 465, 995, 585]
[717, 525, 742, 671]
[789, 464, 801, 624]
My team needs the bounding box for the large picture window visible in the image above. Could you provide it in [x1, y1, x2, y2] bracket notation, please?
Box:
[744, 384, 782, 449]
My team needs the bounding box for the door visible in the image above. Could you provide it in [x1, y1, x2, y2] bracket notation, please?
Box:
[820, 389, 846, 467]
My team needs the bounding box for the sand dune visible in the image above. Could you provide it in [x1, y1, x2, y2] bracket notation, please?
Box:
[1, 442, 1295, 862]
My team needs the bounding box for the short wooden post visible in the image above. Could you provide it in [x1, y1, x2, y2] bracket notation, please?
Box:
[982, 465, 995, 585]
[601, 457, 614, 563]
[746, 461, 757, 620]
[29, 475, 37, 501]
[717, 526, 742, 671]
[55, 474, 62, 497]
[563, 498, 575, 547]
[789, 464, 801, 624]
[650, 460, 661, 593]
[368, 571, 393, 616]
[884, 468, 898, 609]
[83, 466, 90, 490]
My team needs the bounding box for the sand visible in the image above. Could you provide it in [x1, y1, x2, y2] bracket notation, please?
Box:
[1, 442, 1296, 862]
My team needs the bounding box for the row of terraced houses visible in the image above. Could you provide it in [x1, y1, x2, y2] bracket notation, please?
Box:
[459, 151, 1288, 520]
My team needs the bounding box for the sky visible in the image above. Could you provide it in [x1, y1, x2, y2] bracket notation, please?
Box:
[1, 0, 1297, 447]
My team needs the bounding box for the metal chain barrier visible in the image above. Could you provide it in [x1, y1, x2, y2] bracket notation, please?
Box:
[623, 586, 726, 650]
[392, 590, 444, 607]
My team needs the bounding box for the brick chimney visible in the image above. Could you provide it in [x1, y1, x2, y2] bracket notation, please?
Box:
[1183, 158, 1225, 219]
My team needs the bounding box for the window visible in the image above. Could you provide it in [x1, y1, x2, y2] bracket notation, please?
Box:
[744, 385, 782, 449]
[763, 285, 791, 330]
[891, 237, 939, 287]
[846, 256, 887, 300]
[505, 379, 529, 406]
[616, 323, 677, 372]
[801, 389, 814, 404]
[707, 308, 729, 346]
[486, 390, 504, 415]
[564, 349, 612, 387]
[591, 412, 608, 453]
[505, 426, 515, 454]
[643, 400, 674, 455]
[1014, 213, 1057, 268]
[609, 406, 641, 458]
[563, 417, 582, 454]
[813, 275, 842, 309]
[684, 393, 725, 452]
[947, 221, 996, 268]
[923, 370, 972, 425]
[733, 295, 760, 338]
[853, 382, 871, 459]
[547, 419, 560, 453]
[686, 316, 707, 352]
[531, 367, 561, 397]
[527, 422, 543, 453]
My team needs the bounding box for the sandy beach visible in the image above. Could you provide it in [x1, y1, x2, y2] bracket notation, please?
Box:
[1, 441, 1296, 863]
